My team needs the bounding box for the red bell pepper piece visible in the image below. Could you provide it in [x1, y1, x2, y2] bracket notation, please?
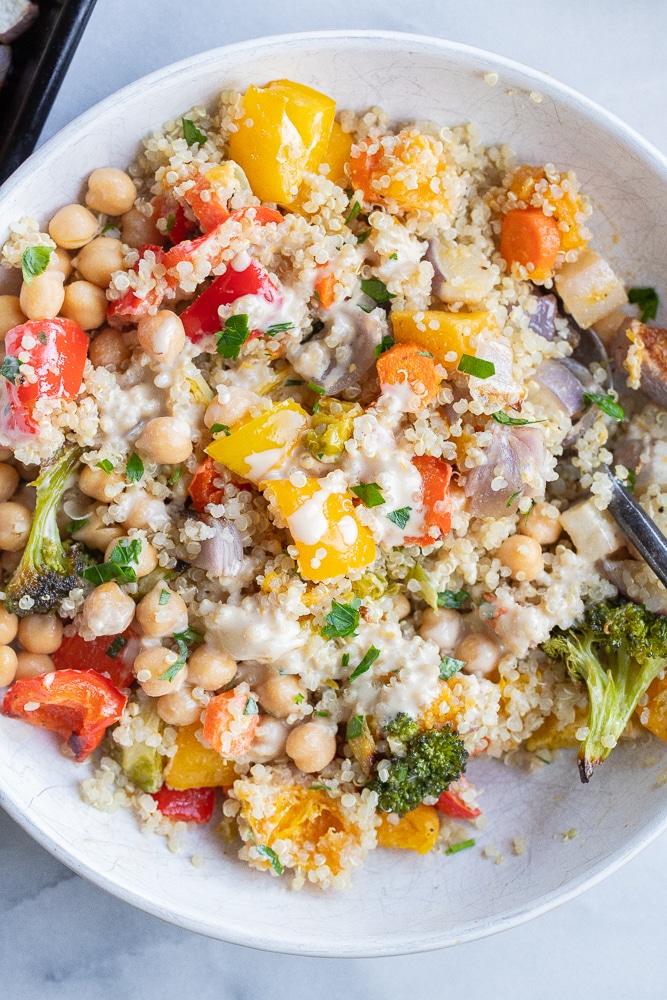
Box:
[437, 776, 482, 820]
[167, 204, 197, 244]
[180, 258, 282, 342]
[52, 629, 140, 689]
[2, 669, 127, 762]
[152, 785, 216, 823]
[184, 177, 231, 233]
[4, 318, 88, 406]
[188, 456, 226, 512]
[107, 244, 166, 326]
[404, 455, 453, 546]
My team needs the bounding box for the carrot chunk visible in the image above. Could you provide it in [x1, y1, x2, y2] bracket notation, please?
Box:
[500, 207, 561, 281]
[405, 455, 452, 545]
[376, 342, 441, 409]
[202, 689, 259, 758]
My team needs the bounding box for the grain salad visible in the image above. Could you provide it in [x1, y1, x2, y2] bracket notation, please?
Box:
[1, 77, 667, 889]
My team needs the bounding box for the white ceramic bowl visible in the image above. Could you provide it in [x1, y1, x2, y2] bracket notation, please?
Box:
[2, 30, 667, 957]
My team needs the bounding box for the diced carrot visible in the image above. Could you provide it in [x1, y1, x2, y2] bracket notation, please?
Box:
[183, 176, 231, 232]
[376, 342, 441, 409]
[500, 207, 561, 281]
[314, 268, 336, 308]
[405, 455, 452, 545]
[202, 690, 259, 758]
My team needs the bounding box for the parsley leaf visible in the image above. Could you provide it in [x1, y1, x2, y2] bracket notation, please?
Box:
[349, 645, 381, 682]
[81, 538, 142, 585]
[307, 381, 325, 396]
[350, 482, 385, 508]
[21, 245, 53, 284]
[492, 411, 544, 426]
[293, 693, 304, 705]
[457, 354, 495, 379]
[386, 506, 411, 529]
[285, 378, 304, 386]
[158, 638, 188, 682]
[158, 589, 170, 605]
[439, 656, 465, 680]
[321, 598, 361, 639]
[506, 490, 523, 508]
[182, 118, 207, 146]
[96, 459, 114, 474]
[165, 213, 176, 234]
[265, 322, 293, 336]
[244, 696, 259, 715]
[256, 843, 283, 875]
[360, 278, 395, 303]
[356, 229, 371, 244]
[627, 468, 636, 493]
[106, 636, 127, 659]
[446, 838, 475, 855]
[168, 466, 183, 485]
[583, 391, 625, 422]
[628, 286, 659, 324]
[216, 314, 250, 360]
[346, 715, 365, 740]
[210, 423, 231, 436]
[125, 452, 144, 482]
[0, 356, 23, 385]
[437, 589, 468, 609]
[345, 200, 362, 225]
[66, 517, 90, 535]
[173, 626, 204, 645]
[374, 334, 395, 359]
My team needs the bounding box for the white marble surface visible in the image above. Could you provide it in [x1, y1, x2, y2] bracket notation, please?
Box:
[3, 0, 667, 995]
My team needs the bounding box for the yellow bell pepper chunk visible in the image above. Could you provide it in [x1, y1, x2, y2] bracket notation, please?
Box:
[265, 476, 376, 582]
[228, 80, 335, 205]
[206, 399, 308, 485]
[639, 674, 667, 741]
[323, 120, 353, 185]
[164, 723, 237, 790]
[376, 804, 440, 854]
[391, 309, 496, 367]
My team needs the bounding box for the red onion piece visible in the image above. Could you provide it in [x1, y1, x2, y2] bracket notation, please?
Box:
[533, 359, 585, 417]
[526, 294, 557, 340]
[193, 515, 243, 578]
[464, 425, 547, 517]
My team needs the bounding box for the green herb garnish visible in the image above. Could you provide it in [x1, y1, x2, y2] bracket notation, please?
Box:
[458, 354, 495, 379]
[165, 213, 175, 235]
[321, 597, 361, 639]
[265, 322, 293, 336]
[21, 245, 53, 285]
[375, 334, 395, 359]
[65, 517, 90, 535]
[182, 118, 206, 146]
[437, 589, 468, 609]
[255, 844, 283, 874]
[210, 423, 231, 436]
[349, 645, 381, 682]
[446, 838, 475, 855]
[341, 652, 350, 667]
[627, 468, 636, 492]
[307, 381, 326, 396]
[168, 466, 183, 485]
[439, 656, 465, 681]
[350, 482, 385, 508]
[125, 452, 144, 482]
[492, 411, 544, 426]
[106, 636, 127, 659]
[360, 278, 395, 303]
[293, 693, 304, 705]
[158, 589, 170, 605]
[356, 229, 371, 244]
[506, 490, 523, 508]
[583, 391, 625, 422]
[158, 638, 188, 682]
[345, 200, 362, 225]
[346, 715, 365, 740]
[386, 507, 411, 530]
[216, 314, 250, 360]
[244, 696, 259, 716]
[173, 626, 203, 645]
[628, 286, 659, 324]
[285, 378, 304, 386]
[0, 356, 23, 385]
[96, 459, 114, 474]
[81, 538, 143, 585]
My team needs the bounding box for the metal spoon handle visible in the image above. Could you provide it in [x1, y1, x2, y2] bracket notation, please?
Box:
[606, 469, 667, 590]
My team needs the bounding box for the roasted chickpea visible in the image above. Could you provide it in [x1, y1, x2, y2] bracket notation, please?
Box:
[17, 614, 63, 654]
[85, 167, 137, 216]
[0, 463, 19, 503]
[519, 502, 562, 546]
[76, 236, 125, 288]
[121, 488, 169, 530]
[47, 246, 74, 280]
[156, 686, 202, 726]
[419, 607, 463, 652]
[186, 644, 237, 690]
[15, 651, 55, 679]
[0, 606, 18, 645]
[133, 645, 188, 697]
[89, 328, 131, 368]
[48, 204, 98, 250]
[250, 718, 289, 761]
[79, 464, 123, 502]
[71, 511, 124, 551]
[19, 271, 64, 320]
[0, 645, 18, 687]
[256, 673, 306, 718]
[136, 417, 192, 465]
[0, 502, 32, 551]
[78, 581, 135, 638]
[120, 207, 163, 249]
[285, 722, 337, 773]
[0, 295, 26, 338]
[104, 535, 157, 578]
[455, 633, 501, 680]
[136, 583, 188, 638]
[137, 311, 185, 366]
[498, 534, 544, 582]
[61, 280, 107, 330]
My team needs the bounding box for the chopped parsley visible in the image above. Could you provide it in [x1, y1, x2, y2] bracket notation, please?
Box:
[346, 715, 365, 740]
[243, 696, 259, 716]
[341, 652, 350, 667]
[165, 213, 176, 235]
[374, 334, 395, 358]
[386, 506, 411, 530]
[0, 356, 23, 385]
[446, 838, 475, 855]
[173, 626, 204, 645]
[293, 693, 305, 705]
[345, 200, 362, 225]
[307, 381, 326, 396]
[360, 278, 395, 303]
[313, 710, 330, 718]
[321, 598, 361, 639]
[65, 516, 90, 535]
[627, 468, 636, 493]
[210, 423, 231, 436]
[81, 538, 143, 585]
[285, 378, 304, 386]
[628, 286, 659, 324]
[106, 636, 127, 659]
[182, 118, 207, 146]
[356, 228, 371, 244]
[96, 459, 114, 474]
[21, 245, 53, 284]
[437, 589, 468, 609]
[255, 843, 283, 875]
[38, 330, 47, 344]
[389, 252, 398, 260]
[457, 354, 495, 379]
[265, 321, 293, 336]
[506, 490, 523, 508]
[349, 645, 381, 682]
[158, 589, 170, 605]
[216, 314, 250, 360]
[158, 638, 188, 682]
[583, 391, 625, 422]
[302, 319, 324, 343]
[101, 224, 120, 237]
[350, 482, 385, 508]
[492, 411, 544, 426]
[125, 452, 144, 482]
[439, 656, 465, 681]
[309, 782, 331, 790]
[168, 466, 183, 485]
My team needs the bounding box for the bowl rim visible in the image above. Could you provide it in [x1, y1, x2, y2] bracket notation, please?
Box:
[3, 27, 667, 957]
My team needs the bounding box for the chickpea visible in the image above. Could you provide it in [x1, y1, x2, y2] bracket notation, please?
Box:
[1, 550, 21, 574]
[78, 581, 135, 638]
[250, 718, 289, 761]
[85, 167, 137, 216]
[71, 511, 124, 551]
[204, 387, 262, 430]
[156, 685, 202, 726]
[121, 488, 169, 530]
[136, 583, 188, 638]
[133, 645, 188, 697]
[137, 311, 185, 366]
[0, 645, 18, 687]
[520, 502, 562, 546]
[89, 328, 130, 369]
[498, 534, 544, 582]
[47, 246, 74, 280]
[420, 607, 463, 652]
[49, 204, 98, 250]
[0, 448, 12, 461]
[18, 614, 63, 654]
[256, 673, 306, 718]
[0, 463, 19, 503]
[79, 464, 123, 502]
[120, 207, 164, 249]
[285, 722, 337, 774]
[61, 280, 107, 330]
[0, 295, 25, 338]
[15, 651, 55, 679]
[19, 271, 64, 320]
[455, 633, 501, 680]
[0, 606, 18, 644]
[136, 417, 192, 465]
[75, 237, 125, 288]
[104, 535, 157, 578]
[0, 502, 32, 551]
[187, 644, 236, 690]
[391, 594, 412, 621]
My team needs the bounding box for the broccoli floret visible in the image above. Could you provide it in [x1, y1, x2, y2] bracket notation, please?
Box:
[366, 712, 468, 815]
[542, 599, 667, 782]
[4, 445, 83, 615]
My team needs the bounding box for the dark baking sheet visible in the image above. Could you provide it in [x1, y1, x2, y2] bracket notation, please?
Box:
[0, 0, 98, 186]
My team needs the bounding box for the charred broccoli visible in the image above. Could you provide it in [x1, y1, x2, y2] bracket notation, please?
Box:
[4, 445, 83, 615]
[366, 712, 468, 815]
[542, 600, 667, 782]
